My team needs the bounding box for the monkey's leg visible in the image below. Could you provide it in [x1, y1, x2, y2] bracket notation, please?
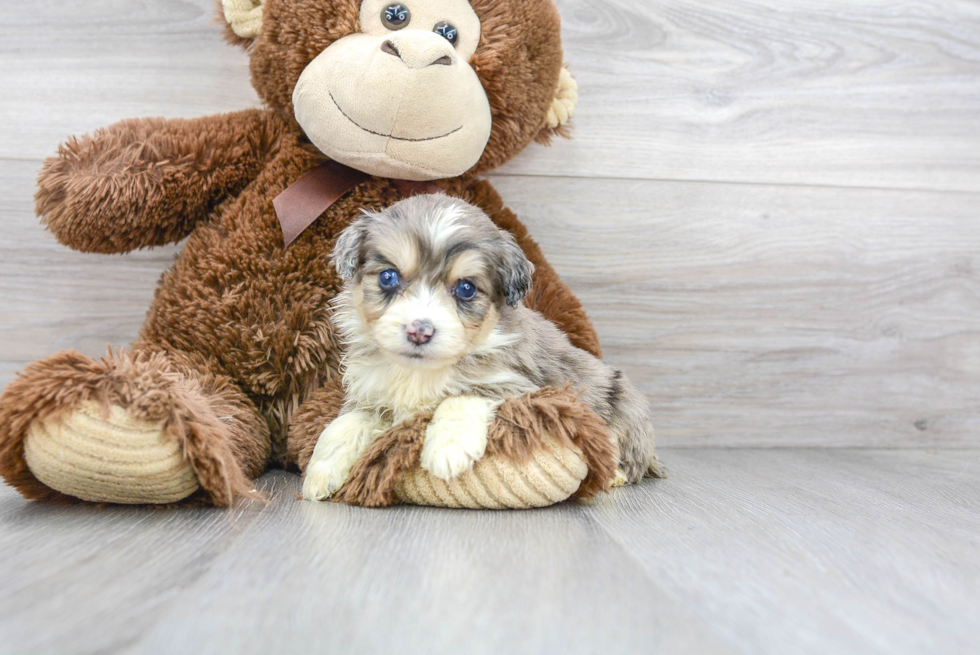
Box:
[329, 387, 620, 509]
[0, 349, 270, 506]
[285, 378, 346, 473]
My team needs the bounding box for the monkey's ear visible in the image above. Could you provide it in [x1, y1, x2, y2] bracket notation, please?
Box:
[536, 66, 578, 143]
[332, 217, 369, 281]
[496, 231, 535, 307]
[220, 0, 264, 46]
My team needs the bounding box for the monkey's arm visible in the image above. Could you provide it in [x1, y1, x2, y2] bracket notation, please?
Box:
[463, 179, 602, 359]
[36, 109, 283, 254]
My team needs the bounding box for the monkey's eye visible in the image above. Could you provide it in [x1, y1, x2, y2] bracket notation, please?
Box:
[433, 21, 458, 46]
[382, 4, 411, 30]
[454, 279, 476, 301]
[379, 269, 401, 290]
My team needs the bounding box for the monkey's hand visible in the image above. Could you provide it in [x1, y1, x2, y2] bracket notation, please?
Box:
[36, 109, 282, 254]
[421, 396, 499, 481]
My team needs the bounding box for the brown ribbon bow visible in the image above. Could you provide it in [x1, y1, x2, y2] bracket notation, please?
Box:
[273, 160, 443, 247]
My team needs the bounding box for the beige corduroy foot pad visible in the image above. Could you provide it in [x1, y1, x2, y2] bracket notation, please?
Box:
[394, 435, 589, 509]
[23, 400, 200, 504]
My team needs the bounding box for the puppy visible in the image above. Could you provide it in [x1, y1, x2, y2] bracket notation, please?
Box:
[302, 194, 663, 501]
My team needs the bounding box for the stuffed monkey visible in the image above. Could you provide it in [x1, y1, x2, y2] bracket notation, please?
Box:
[0, 0, 631, 508]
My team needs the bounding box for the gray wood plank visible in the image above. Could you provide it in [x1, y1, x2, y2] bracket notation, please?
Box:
[0, 160, 180, 386]
[0, 479, 275, 653]
[487, 174, 980, 448]
[584, 448, 980, 655]
[0, 0, 260, 163]
[505, 0, 980, 191]
[1, 449, 976, 654]
[122, 475, 731, 655]
[2, 0, 980, 191]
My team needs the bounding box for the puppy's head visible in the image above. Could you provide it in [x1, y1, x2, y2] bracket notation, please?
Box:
[332, 194, 534, 368]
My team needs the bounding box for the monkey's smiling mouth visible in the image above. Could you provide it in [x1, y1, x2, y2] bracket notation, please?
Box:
[330, 92, 463, 142]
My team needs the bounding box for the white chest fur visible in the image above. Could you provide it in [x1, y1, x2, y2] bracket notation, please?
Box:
[343, 356, 459, 423]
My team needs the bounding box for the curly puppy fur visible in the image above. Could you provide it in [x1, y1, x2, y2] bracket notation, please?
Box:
[2, 0, 603, 506]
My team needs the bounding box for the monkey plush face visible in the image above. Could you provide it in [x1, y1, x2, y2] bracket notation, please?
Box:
[222, 0, 577, 180]
[293, 0, 491, 180]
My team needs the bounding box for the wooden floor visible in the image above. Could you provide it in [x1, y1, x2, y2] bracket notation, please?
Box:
[1, 1, 978, 653]
[0, 449, 977, 654]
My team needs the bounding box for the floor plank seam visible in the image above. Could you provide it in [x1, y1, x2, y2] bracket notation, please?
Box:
[489, 170, 980, 197]
[7, 157, 980, 197]
[579, 498, 737, 649]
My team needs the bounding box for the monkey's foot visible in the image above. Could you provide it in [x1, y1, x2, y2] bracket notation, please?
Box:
[399, 434, 589, 509]
[0, 349, 260, 506]
[24, 400, 199, 504]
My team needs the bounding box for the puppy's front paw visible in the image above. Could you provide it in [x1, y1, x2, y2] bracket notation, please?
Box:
[302, 411, 385, 502]
[302, 459, 348, 501]
[421, 396, 499, 481]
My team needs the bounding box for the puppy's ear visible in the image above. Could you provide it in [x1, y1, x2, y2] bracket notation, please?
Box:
[496, 231, 535, 307]
[332, 217, 369, 281]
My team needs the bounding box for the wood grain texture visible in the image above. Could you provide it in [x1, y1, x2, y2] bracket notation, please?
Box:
[506, 0, 980, 191]
[2, 1, 979, 190]
[0, 0, 260, 163]
[583, 448, 980, 655]
[486, 174, 980, 448]
[0, 161, 179, 387]
[0, 449, 976, 654]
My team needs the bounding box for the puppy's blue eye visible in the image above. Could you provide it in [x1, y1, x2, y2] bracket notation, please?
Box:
[379, 269, 400, 290]
[454, 279, 476, 301]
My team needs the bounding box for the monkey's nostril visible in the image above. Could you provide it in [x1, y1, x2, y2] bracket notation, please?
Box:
[381, 40, 402, 59]
[431, 55, 453, 67]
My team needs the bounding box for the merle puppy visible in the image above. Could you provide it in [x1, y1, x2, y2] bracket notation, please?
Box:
[303, 194, 663, 500]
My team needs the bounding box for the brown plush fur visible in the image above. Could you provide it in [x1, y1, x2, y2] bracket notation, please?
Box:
[329, 386, 617, 508]
[286, 378, 346, 471]
[1, 0, 606, 506]
[331, 413, 433, 507]
[36, 111, 284, 255]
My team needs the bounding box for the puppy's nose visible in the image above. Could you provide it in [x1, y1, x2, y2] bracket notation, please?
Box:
[406, 320, 435, 345]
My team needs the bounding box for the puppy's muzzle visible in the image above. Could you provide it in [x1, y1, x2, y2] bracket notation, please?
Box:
[406, 320, 436, 345]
